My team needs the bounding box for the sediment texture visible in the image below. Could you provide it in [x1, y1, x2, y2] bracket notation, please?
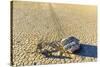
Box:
[12, 1, 97, 66]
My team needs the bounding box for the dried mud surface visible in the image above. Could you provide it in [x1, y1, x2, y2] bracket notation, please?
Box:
[12, 1, 97, 66]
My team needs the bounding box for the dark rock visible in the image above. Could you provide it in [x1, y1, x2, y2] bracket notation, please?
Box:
[61, 36, 80, 53]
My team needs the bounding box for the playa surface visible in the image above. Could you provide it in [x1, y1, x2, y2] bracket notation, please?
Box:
[12, 1, 97, 66]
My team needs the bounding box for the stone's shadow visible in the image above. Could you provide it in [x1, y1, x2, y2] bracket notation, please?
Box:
[74, 44, 97, 58]
[39, 42, 97, 59]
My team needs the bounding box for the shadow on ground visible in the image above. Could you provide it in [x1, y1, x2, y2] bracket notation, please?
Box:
[74, 44, 97, 58]
[40, 43, 97, 59]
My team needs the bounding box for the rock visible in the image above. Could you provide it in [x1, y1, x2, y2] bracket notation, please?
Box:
[61, 36, 80, 53]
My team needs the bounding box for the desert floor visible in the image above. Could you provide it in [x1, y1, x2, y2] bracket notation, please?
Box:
[11, 1, 97, 66]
